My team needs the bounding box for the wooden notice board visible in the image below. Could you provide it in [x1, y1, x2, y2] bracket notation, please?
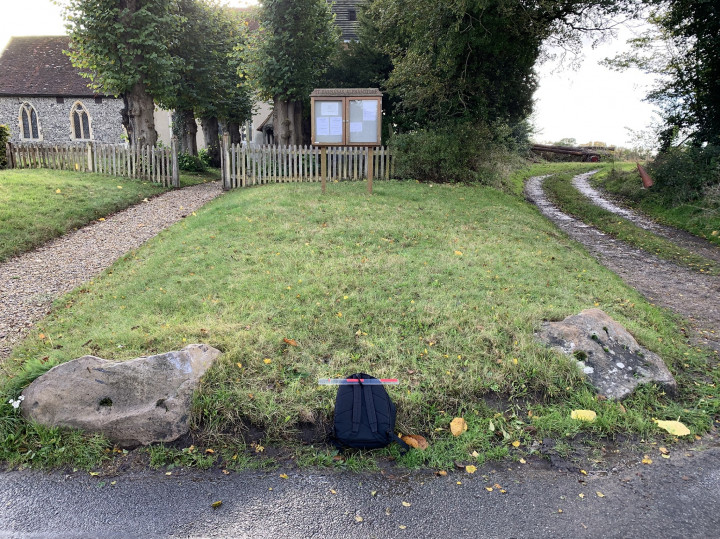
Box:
[310, 88, 382, 147]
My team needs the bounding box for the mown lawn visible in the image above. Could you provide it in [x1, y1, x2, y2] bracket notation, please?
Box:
[0, 168, 219, 263]
[2, 175, 718, 470]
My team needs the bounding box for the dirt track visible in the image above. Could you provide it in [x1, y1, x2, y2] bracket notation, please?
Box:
[526, 171, 720, 354]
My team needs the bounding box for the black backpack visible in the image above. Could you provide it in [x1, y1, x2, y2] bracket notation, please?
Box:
[331, 373, 409, 452]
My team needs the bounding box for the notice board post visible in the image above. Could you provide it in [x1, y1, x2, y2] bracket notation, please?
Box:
[310, 88, 382, 194]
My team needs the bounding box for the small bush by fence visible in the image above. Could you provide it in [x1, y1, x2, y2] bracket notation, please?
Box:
[4, 140, 179, 187]
[221, 141, 394, 190]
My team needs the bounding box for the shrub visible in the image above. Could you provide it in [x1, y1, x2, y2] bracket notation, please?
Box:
[648, 144, 720, 204]
[197, 148, 211, 167]
[177, 152, 207, 173]
[390, 121, 528, 186]
[0, 124, 10, 169]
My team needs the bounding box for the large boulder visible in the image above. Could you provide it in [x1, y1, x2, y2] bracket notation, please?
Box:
[537, 308, 676, 400]
[20, 344, 221, 448]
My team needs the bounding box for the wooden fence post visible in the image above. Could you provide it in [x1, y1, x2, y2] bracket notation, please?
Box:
[321, 147, 327, 194]
[367, 147, 374, 195]
[86, 142, 94, 173]
[5, 142, 13, 169]
[171, 137, 179, 187]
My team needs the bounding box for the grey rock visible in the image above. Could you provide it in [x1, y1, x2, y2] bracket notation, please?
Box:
[537, 308, 676, 400]
[20, 344, 221, 448]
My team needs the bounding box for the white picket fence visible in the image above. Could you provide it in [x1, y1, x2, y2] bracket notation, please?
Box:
[5, 140, 179, 187]
[221, 141, 394, 190]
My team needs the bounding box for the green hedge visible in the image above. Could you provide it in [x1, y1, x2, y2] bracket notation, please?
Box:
[0, 125, 10, 169]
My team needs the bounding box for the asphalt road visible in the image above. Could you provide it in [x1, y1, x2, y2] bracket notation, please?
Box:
[2, 445, 719, 538]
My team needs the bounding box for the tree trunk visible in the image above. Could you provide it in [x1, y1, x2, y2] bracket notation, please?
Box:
[200, 116, 221, 167]
[173, 109, 197, 155]
[226, 121, 242, 145]
[273, 96, 291, 146]
[122, 81, 157, 147]
[293, 99, 304, 145]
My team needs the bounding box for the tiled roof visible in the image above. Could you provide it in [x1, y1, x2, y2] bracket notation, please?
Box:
[0, 36, 98, 97]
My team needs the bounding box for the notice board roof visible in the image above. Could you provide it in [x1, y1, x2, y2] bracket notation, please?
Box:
[310, 88, 382, 97]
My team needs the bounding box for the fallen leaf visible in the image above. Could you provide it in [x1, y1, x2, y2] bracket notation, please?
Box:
[571, 410, 597, 422]
[511, 440, 520, 448]
[471, 450, 479, 458]
[98, 217, 105, 221]
[211, 501, 222, 509]
[55, 189, 62, 193]
[89, 472, 99, 477]
[596, 491, 605, 498]
[117, 185, 123, 189]
[330, 489, 337, 494]
[402, 501, 411, 507]
[236, 362, 243, 369]
[519, 458, 527, 464]
[283, 338, 298, 347]
[642, 456, 653, 465]
[654, 419, 691, 436]
[165, 472, 172, 476]
[354, 515, 363, 523]
[38, 334, 45, 340]
[465, 465, 477, 474]
[579, 493, 585, 499]
[662, 454, 671, 459]
[402, 434, 429, 450]
[454, 250, 463, 256]
[436, 470, 447, 477]
[205, 449, 215, 454]
[485, 487, 493, 492]
[580, 469, 587, 475]
[500, 489, 507, 494]
[222, 470, 230, 475]
[450, 417, 468, 436]
[263, 358, 272, 364]
[659, 447, 669, 455]
[399, 525, 407, 530]
[618, 403, 627, 414]
[371, 491, 377, 497]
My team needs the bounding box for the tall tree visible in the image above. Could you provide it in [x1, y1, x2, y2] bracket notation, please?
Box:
[243, 0, 339, 145]
[365, 0, 638, 131]
[62, 0, 182, 146]
[163, 0, 253, 160]
[605, 0, 720, 149]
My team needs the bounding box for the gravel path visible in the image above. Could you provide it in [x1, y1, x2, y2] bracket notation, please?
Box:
[0, 181, 224, 360]
[573, 173, 720, 265]
[526, 172, 720, 354]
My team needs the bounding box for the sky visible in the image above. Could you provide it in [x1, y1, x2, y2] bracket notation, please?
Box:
[0, 0, 658, 148]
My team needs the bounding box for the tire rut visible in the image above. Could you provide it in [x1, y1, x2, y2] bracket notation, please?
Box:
[525, 172, 720, 354]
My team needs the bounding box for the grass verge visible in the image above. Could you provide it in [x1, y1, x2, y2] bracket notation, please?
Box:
[2, 178, 718, 471]
[543, 167, 720, 275]
[592, 167, 720, 248]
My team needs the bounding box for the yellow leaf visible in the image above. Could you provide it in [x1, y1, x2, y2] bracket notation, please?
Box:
[98, 217, 105, 221]
[89, 472, 99, 477]
[330, 489, 337, 494]
[402, 501, 411, 507]
[38, 333, 45, 340]
[571, 409, 597, 422]
[511, 440, 520, 448]
[519, 458, 527, 464]
[653, 419, 691, 436]
[500, 489, 507, 494]
[263, 358, 272, 364]
[436, 470, 447, 477]
[597, 491, 605, 498]
[117, 185, 123, 189]
[205, 448, 214, 454]
[399, 525, 407, 530]
[236, 362, 243, 369]
[450, 417, 468, 436]
[456, 481, 462, 485]
[659, 447, 669, 455]
[579, 493, 585, 499]
[355, 515, 363, 523]
[211, 501, 222, 509]
[222, 470, 230, 475]
[454, 250, 463, 256]
[165, 472, 172, 476]
[642, 456, 653, 465]
[279, 473, 288, 479]
[662, 454, 671, 459]
[465, 465, 477, 474]
[471, 450, 479, 458]
[512, 358, 518, 365]
[56, 189, 62, 193]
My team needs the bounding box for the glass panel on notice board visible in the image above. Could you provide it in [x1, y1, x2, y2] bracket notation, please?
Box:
[348, 99, 378, 144]
[314, 100, 344, 144]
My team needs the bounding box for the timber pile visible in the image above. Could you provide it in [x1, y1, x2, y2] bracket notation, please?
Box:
[531, 144, 615, 161]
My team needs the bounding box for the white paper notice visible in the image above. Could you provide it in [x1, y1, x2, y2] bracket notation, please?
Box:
[362, 100, 377, 121]
[350, 122, 363, 133]
[316, 117, 330, 136]
[329, 116, 343, 136]
[321, 102, 340, 116]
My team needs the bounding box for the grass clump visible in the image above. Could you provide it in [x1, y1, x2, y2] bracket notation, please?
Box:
[593, 167, 720, 248]
[2, 179, 718, 470]
[543, 168, 720, 275]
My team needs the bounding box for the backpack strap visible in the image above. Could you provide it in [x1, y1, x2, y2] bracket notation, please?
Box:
[351, 383, 362, 433]
[362, 384, 379, 433]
